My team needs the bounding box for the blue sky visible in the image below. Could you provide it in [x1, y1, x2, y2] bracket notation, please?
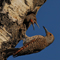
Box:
[8, 0, 60, 60]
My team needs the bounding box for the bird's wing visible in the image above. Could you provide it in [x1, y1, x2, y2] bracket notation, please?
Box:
[1, 39, 36, 58]
[23, 35, 43, 45]
[13, 35, 44, 57]
[13, 39, 36, 56]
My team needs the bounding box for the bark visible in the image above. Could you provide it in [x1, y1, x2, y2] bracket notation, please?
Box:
[0, 0, 47, 60]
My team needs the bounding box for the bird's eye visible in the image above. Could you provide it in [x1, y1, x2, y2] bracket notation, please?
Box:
[50, 34, 52, 36]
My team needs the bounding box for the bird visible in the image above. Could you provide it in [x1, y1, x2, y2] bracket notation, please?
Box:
[13, 26, 54, 56]
[24, 13, 40, 30]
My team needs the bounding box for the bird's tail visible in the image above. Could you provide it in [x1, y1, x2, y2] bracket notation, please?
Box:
[0, 48, 20, 58]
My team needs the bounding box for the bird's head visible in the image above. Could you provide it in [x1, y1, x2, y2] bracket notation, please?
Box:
[25, 13, 40, 30]
[43, 26, 54, 44]
[30, 14, 40, 30]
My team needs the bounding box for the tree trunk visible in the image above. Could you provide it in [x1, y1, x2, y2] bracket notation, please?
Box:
[0, 0, 47, 60]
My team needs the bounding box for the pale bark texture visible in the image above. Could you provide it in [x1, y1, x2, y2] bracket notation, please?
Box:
[0, 0, 47, 60]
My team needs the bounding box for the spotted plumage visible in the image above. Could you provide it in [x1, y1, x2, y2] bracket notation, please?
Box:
[13, 26, 54, 56]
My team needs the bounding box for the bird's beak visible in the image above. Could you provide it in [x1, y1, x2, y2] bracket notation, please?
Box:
[30, 19, 35, 30]
[32, 22, 40, 30]
[43, 26, 48, 35]
[35, 22, 40, 28]
[32, 23, 35, 30]
[30, 19, 40, 30]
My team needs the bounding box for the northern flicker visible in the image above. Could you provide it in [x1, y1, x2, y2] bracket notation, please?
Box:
[13, 26, 54, 56]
